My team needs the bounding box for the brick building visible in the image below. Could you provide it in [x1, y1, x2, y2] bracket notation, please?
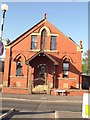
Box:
[3, 13, 84, 95]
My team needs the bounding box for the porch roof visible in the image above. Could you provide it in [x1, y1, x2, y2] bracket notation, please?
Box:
[25, 50, 58, 65]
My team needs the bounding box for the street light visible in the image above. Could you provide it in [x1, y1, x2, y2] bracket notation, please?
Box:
[1, 4, 8, 41]
[0, 4, 8, 56]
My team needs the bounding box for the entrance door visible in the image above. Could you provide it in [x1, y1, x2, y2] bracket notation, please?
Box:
[34, 64, 48, 86]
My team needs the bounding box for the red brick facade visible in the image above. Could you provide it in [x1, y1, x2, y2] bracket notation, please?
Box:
[3, 14, 83, 95]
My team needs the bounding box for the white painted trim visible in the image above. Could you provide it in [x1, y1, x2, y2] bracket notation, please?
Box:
[9, 76, 27, 78]
[39, 26, 50, 36]
[30, 26, 58, 37]
[30, 33, 58, 37]
[77, 46, 83, 52]
[44, 50, 58, 52]
[29, 49, 58, 53]
[58, 78, 76, 80]
[50, 33, 58, 36]
[5, 46, 11, 49]
[29, 49, 40, 52]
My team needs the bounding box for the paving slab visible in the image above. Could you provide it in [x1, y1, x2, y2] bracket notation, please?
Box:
[8, 110, 55, 118]
[55, 111, 82, 118]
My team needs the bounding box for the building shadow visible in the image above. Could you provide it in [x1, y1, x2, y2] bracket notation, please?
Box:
[2, 109, 55, 120]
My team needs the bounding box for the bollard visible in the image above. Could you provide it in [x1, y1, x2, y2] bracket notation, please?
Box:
[55, 111, 59, 118]
[82, 93, 90, 118]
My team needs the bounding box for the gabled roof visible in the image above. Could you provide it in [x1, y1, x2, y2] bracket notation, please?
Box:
[7, 14, 80, 48]
[25, 50, 58, 65]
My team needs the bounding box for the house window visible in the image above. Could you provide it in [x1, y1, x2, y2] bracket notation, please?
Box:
[31, 35, 37, 49]
[41, 29, 47, 50]
[16, 58, 22, 76]
[51, 36, 56, 50]
[63, 62, 69, 78]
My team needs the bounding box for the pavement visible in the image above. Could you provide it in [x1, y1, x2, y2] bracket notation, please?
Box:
[1, 109, 82, 119]
[55, 111, 82, 118]
[1, 93, 83, 103]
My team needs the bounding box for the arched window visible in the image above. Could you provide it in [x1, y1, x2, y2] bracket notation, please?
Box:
[16, 57, 22, 76]
[63, 61, 69, 78]
[41, 29, 47, 50]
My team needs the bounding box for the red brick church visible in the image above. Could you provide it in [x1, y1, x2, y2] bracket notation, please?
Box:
[3, 13, 84, 96]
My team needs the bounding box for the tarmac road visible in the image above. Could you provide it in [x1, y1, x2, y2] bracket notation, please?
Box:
[1, 94, 83, 119]
[2, 99, 82, 112]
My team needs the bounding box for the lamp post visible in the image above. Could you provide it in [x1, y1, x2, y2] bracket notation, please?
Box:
[0, 4, 8, 56]
[1, 4, 8, 41]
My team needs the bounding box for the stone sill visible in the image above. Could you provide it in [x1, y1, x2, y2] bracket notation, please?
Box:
[3, 86, 28, 90]
[44, 50, 58, 53]
[29, 49, 40, 52]
[58, 78, 76, 80]
[29, 49, 58, 53]
[9, 76, 27, 78]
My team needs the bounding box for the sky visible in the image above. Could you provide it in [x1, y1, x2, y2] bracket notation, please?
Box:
[0, 1, 88, 59]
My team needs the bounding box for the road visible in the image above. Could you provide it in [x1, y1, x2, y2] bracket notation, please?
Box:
[2, 99, 82, 119]
[2, 99, 82, 112]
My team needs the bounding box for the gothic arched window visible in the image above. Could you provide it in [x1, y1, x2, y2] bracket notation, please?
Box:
[63, 61, 69, 78]
[41, 29, 47, 50]
[16, 57, 22, 76]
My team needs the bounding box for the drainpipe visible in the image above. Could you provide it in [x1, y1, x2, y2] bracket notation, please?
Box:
[27, 64, 29, 88]
[54, 64, 55, 89]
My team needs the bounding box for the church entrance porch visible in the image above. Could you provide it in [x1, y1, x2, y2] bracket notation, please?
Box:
[25, 50, 58, 94]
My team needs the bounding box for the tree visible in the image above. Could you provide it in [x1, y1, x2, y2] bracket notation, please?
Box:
[82, 50, 89, 75]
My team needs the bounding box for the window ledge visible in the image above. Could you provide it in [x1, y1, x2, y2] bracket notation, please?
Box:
[44, 50, 58, 52]
[29, 49, 58, 53]
[58, 78, 76, 80]
[29, 49, 40, 52]
[9, 76, 27, 78]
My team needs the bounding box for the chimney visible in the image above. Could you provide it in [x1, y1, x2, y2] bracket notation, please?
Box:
[44, 13, 46, 19]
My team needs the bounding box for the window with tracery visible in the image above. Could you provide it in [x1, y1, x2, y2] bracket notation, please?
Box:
[16, 57, 22, 76]
[63, 62, 69, 78]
